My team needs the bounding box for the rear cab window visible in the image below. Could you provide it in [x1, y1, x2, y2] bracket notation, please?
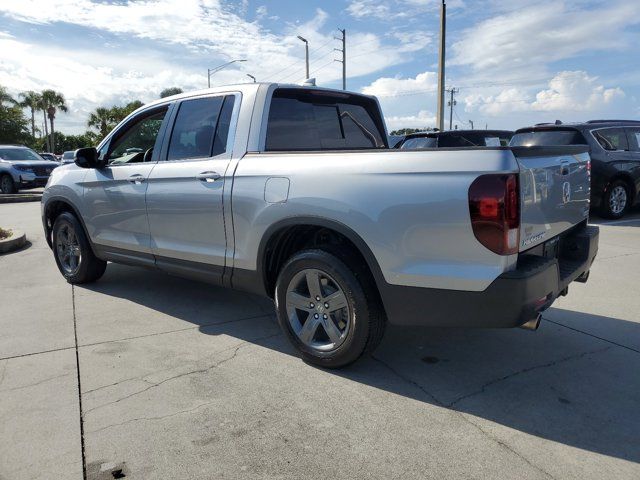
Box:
[265, 88, 387, 151]
[510, 129, 588, 147]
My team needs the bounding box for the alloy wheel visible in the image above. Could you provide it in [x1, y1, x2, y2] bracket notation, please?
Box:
[285, 268, 351, 352]
[609, 185, 627, 215]
[56, 224, 82, 275]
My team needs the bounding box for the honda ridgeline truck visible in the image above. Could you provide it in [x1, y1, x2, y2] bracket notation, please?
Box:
[42, 84, 599, 367]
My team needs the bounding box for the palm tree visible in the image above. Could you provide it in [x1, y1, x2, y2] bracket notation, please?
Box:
[87, 107, 114, 138]
[0, 86, 16, 106]
[19, 91, 42, 138]
[41, 89, 68, 153]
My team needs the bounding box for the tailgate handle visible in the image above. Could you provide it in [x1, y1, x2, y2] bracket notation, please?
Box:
[196, 171, 221, 182]
[560, 161, 570, 176]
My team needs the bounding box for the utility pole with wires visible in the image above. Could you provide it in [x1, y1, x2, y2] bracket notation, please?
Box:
[334, 28, 346, 90]
[436, 0, 446, 131]
[446, 87, 458, 130]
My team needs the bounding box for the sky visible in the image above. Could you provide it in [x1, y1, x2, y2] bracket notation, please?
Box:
[0, 0, 639, 134]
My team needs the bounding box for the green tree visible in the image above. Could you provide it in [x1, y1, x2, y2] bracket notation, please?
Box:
[19, 91, 42, 138]
[41, 89, 68, 153]
[160, 87, 183, 98]
[0, 86, 30, 144]
[87, 107, 115, 138]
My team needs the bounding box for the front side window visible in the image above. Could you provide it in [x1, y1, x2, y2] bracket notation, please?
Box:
[265, 89, 386, 151]
[592, 128, 628, 151]
[166, 95, 235, 161]
[107, 107, 168, 165]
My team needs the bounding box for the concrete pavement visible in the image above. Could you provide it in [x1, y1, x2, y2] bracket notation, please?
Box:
[1, 201, 639, 479]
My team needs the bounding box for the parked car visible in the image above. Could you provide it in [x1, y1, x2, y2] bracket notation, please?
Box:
[39, 152, 57, 162]
[396, 129, 514, 149]
[61, 151, 76, 164]
[0, 145, 58, 194]
[41, 84, 598, 367]
[511, 120, 640, 218]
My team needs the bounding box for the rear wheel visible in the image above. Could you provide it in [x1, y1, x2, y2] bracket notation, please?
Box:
[275, 249, 385, 368]
[601, 180, 630, 219]
[52, 212, 107, 284]
[0, 174, 17, 194]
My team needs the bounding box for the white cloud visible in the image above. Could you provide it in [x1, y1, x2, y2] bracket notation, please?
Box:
[361, 72, 438, 97]
[462, 71, 627, 116]
[385, 110, 437, 131]
[532, 71, 625, 112]
[0, 1, 431, 132]
[452, 1, 640, 74]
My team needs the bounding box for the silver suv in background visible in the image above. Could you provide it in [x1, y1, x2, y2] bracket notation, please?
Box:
[0, 145, 58, 194]
[42, 84, 598, 367]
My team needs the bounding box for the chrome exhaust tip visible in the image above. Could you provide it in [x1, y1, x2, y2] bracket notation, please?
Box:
[520, 314, 541, 331]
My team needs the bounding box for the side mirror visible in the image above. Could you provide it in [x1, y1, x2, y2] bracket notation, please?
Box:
[74, 147, 103, 168]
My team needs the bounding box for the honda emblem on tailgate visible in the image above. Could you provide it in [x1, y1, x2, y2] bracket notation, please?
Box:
[562, 181, 571, 204]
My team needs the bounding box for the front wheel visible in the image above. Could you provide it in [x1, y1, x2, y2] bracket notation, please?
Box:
[601, 180, 630, 219]
[52, 212, 107, 284]
[0, 174, 17, 194]
[275, 249, 385, 368]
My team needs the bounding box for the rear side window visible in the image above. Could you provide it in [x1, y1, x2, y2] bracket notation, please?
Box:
[627, 128, 640, 152]
[510, 130, 587, 146]
[592, 128, 629, 151]
[265, 89, 386, 151]
[167, 95, 235, 161]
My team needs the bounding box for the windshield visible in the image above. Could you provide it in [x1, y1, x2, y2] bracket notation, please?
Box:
[510, 130, 587, 146]
[0, 147, 43, 161]
[62, 151, 75, 159]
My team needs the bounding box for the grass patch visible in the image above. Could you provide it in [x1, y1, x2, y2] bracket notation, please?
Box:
[0, 227, 12, 240]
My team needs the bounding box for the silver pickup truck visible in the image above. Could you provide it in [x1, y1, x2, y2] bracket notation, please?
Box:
[42, 83, 599, 367]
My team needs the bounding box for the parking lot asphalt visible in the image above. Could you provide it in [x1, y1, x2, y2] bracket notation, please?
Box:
[1, 202, 639, 480]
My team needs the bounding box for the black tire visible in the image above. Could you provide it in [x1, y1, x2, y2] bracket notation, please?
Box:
[275, 248, 386, 368]
[601, 179, 630, 219]
[52, 212, 107, 284]
[0, 174, 17, 194]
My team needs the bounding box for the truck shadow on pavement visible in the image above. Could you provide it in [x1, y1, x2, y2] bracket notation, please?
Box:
[82, 263, 640, 466]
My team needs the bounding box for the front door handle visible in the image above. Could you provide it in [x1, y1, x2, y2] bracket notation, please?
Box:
[128, 174, 146, 184]
[196, 171, 221, 182]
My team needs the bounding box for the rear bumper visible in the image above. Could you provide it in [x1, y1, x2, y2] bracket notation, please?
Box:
[381, 223, 599, 327]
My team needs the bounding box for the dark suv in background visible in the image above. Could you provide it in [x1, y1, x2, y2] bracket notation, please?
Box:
[395, 129, 513, 149]
[511, 120, 640, 218]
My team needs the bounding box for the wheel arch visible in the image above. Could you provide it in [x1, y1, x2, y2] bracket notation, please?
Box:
[606, 173, 637, 205]
[255, 216, 387, 300]
[43, 197, 95, 253]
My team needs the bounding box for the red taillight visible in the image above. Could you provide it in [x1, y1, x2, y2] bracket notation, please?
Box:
[468, 174, 520, 255]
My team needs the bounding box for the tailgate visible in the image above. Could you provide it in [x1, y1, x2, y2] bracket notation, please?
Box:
[512, 146, 591, 251]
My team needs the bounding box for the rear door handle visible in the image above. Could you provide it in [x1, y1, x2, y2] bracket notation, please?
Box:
[196, 171, 221, 182]
[128, 174, 146, 184]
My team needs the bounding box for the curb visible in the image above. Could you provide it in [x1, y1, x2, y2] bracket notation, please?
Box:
[0, 230, 27, 253]
[0, 194, 42, 204]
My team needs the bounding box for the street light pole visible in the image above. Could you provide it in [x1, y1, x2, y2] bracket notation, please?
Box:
[297, 35, 309, 79]
[246, 74, 256, 83]
[207, 59, 246, 87]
